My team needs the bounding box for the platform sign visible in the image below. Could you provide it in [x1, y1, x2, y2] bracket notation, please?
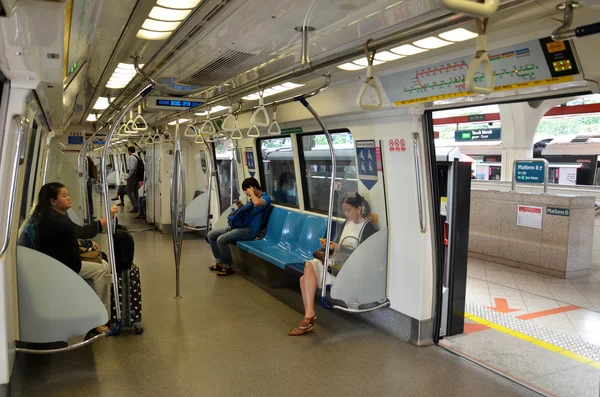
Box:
[355, 140, 378, 190]
[515, 161, 545, 183]
[455, 128, 501, 142]
[245, 147, 256, 177]
[546, 207, 570, 217]
[68, 135, 84, 145]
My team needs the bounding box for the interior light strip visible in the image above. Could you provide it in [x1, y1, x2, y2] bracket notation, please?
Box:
[241, 82, 305, 101]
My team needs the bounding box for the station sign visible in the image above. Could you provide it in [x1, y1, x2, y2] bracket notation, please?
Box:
[455, 128, 501, 142]
[515, 161, 545, 183]
[546, 207, 570, 217]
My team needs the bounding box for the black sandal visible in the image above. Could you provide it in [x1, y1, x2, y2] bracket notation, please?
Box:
[217, 267, 235, 276]
[209, 264, 224, 271]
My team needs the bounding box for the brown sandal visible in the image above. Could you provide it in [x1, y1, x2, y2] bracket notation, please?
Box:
[209, 263, 224, 271]
[287, 315, 317, 336]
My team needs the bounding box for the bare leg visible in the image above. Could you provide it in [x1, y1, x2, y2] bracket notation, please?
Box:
[299, 275, 308, 316]
[303, 261, 318, 318]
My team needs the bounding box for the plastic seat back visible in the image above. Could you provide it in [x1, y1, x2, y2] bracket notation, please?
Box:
[263, 207, 288, 244]
[278, 211, 305, 251]
[297, 216, 328, 257]
[17, 246, 108, 343]
[18, 224, 36, 250]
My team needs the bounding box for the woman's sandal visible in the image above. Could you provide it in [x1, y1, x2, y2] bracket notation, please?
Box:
[209, 263, 224, 271]
[287, 315, 317, 336]
[217, 267, 235, 276]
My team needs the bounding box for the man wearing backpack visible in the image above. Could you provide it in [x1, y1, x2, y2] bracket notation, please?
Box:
[207, 177, 271, 276]
[125, 146, 144, 213]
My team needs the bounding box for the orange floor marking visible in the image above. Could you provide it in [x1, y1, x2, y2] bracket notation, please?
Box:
[516, 305, 580, 320]
[464, 323, 489, 334]
[486, 298, 520, 313]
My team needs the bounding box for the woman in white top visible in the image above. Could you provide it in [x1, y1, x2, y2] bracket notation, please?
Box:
[288, 193, 376, 336]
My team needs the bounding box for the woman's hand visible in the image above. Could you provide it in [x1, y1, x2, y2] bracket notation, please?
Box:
[92, 241, 99, 251]
[109, 205, 118, 218]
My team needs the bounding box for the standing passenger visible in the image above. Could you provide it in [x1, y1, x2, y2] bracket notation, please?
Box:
[207, 178, 271, 276]
[125, 147, 140, 213]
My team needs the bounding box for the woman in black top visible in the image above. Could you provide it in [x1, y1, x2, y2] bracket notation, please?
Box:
[33, 183, 118, 321]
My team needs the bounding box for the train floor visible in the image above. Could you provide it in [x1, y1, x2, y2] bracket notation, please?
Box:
[8, 202, 539, 397]
[440, 257, 600, 397]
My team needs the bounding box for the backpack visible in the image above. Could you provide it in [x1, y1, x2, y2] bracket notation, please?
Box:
[134, 155, 144, 180]
[227, 202, 267, 230]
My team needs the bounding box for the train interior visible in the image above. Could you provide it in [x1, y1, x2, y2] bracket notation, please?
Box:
[0, 0, 600, 396]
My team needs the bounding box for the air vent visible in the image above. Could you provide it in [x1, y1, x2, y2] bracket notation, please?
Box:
[179, 50, 255, 86]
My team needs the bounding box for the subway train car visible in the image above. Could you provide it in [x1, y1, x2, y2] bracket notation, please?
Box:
[0, 0, 600, 396]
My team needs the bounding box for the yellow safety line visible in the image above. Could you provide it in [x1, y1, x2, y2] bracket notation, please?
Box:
[465, 311, 600, 369]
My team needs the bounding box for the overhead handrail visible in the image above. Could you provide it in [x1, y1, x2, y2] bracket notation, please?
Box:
[0, 115, 26, 254]
[250, 92, 270, 127]
[230, 129, 243, 140]
[267, 104, 281, 135]
[465, 18, 494, 95]
[357, 41, 383, 111]
[247, 124, 260, 138]
[194, 133, 205, 144]
[551, 2, 600, 41]
[125, 111, 136, 134]
[153, 128, 163, 143]
[442, 0, 499, 18]
[132, 103, 148, 131]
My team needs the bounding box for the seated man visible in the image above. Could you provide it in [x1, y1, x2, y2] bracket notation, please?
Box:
[111, 180, 127, 206]
[207, 178, 271, 276]
[135, 196, 147, 220]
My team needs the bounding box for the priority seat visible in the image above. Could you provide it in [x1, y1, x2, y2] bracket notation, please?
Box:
[16, 246, 108, 344]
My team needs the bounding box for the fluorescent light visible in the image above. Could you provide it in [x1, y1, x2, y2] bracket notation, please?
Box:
[157, 0, 202, 9]
[106, 81, 128, 89]
[194, 105, 228, 116]
[337, 62, 366, 71]
[148, 6, 191, 21]
[352, 57, 384, 67]
[93, 97, 110, 110]
[439, 28, 478, 42]
[116, 62, 139, 71]
[390, 44, 428, 56]
[136, 29, 173, 40]
[374, 51, 405, 61]
[413, 37, 453, 49]
[242, 82, 305, 101]
[142, 19, 181, 32]
[105, 63, 144, 89]
[168, 118, 190, 125]
[87, 114, 98, 122]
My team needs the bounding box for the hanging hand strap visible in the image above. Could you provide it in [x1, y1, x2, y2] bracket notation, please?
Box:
[357, 41, 383, 111]
[267, 104, 281, 135]
[132, 103, 148, 131]
[184, 119, 197, 137]
[250, 91, 270, 127]
[222, 105, 238, 132]
[247, 124, 260, 137]
[465, 18, 494, 95]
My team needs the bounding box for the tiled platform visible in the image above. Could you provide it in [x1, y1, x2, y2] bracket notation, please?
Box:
[467, 257, 600, 347]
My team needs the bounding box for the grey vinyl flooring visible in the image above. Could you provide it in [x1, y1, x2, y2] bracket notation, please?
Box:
[10, 206, 539, 397]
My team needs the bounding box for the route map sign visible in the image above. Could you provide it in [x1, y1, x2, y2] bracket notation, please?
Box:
[379, 39, 578, 106]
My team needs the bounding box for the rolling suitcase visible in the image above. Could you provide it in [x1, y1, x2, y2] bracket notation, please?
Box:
[110, 264, 143, 334]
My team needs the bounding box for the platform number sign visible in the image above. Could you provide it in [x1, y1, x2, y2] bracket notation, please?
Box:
[355, 140, 379, 190]
[515, 161, 545, 184]
[245, 147, 256, 178]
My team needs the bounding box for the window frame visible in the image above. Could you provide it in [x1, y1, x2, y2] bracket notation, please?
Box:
[256, 135, 299, 209]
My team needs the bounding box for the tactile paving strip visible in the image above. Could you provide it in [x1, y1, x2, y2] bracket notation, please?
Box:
[466, 301, 600, 362]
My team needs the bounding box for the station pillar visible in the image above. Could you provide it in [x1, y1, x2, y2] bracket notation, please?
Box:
[499, 98, 569, 181]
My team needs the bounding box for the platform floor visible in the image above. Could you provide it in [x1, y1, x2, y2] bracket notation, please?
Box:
[9, 202, 538, 397]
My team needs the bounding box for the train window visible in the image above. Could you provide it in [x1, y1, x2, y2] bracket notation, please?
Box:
[256, 137, 298, 208]
[18, 121, 41, 226]
[297, 129, 357, 215]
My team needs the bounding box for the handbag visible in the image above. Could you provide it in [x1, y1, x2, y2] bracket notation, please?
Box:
[81, 250, 102, 264]
[312, 221, 369, 277]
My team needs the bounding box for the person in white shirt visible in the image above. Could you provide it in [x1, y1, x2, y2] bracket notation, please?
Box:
[125, 147, 140, 213]
[288, 193, 376, 336]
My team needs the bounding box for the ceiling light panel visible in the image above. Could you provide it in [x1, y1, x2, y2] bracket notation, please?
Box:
[439, 28, 478, 42]
[105, 62, 143, 89]
[157, 0, 202, 9]
[241, 82, 305, 101]
[352, 57, 384, 67]
[390, 44, 428, 56]
[413, 37, 453, 49]
[142, 19, 181, 32]
[194, 105, 228, 116]
[374, 51, 405, 61]
[136, 29, 173, 41]
[168, 118, 190, 125]
[87, 114, 98, 122]
[93, 97, 110, 110]
[148, 6, 191, 21]
[337, 63, 366, 71]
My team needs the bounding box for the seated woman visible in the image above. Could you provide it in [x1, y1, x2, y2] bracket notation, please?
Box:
[32, 183, 118, 331]
[288, 193, 376, 336]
